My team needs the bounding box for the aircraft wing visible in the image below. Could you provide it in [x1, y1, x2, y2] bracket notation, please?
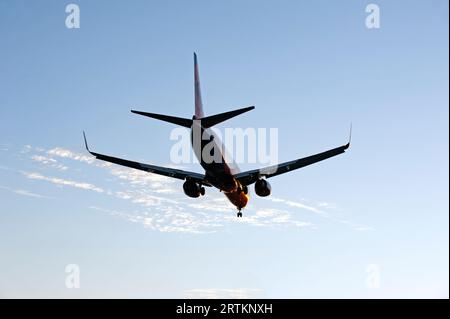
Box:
[83, 132, 210, 186]
[234, 130, 351, 186]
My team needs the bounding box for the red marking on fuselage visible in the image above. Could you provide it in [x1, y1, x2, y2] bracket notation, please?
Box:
[191, 124, 248, 210]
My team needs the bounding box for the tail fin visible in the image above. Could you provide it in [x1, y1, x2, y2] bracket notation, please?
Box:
[130, 53, 254, 128]
[194, 52, 204, 119]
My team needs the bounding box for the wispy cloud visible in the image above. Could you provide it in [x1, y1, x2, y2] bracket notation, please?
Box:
[0, 185, 50, 199]
[16, 145, 371, 234]
[264, 197, 374, 231]
[353, 226, 374, 231]
[265, 197, 326, 215]
[90, 206, 221, 234]
[339, 220, 375, 232]
[20, 145, 32, 154]
[0, 142, 10, 152]
[31, 155, 68, 171]
[246, 209, 314, 228]
[184, 288, 264, 299]
[115, 189, 179, 206]
[23, 172, 104, 193]
[316, 202, 337, 209]
[47, 147, 98, 165]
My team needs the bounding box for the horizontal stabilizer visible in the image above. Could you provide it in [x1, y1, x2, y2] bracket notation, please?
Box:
[131, 110, 192, 128]
[200, 106, 255, 128]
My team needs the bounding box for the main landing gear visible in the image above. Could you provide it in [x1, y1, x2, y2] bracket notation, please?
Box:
[237, 210, 243, 218]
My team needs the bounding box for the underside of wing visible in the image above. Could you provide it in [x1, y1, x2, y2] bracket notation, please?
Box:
[235, 141, 351, 186]
[83, 132, 210, 186]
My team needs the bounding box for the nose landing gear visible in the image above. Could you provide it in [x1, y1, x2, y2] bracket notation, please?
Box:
[237, 210, 243, 218]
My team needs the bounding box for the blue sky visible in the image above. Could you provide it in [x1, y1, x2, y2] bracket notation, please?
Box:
[0, 0, 448, 298]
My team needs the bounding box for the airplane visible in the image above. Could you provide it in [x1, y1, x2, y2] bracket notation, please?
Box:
[83, 53, 351, 218]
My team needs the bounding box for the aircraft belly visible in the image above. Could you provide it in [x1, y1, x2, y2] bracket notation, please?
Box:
[224, 189, 249, 210]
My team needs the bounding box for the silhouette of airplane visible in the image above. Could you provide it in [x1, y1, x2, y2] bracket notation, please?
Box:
[83, 53, 351, 217]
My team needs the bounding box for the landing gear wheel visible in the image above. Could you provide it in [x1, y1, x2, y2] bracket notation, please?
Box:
[200, 187, 205, 196]
[237, 211, 243, 218]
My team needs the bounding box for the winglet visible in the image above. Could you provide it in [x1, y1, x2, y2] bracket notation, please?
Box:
[346, 123, 352, 149]
[83, 131, 91, 154]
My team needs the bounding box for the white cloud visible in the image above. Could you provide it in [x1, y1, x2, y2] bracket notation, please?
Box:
[0, 143, 10, 152]
[14, 189, 48, 199]
[18, 145, 371, 234]
[316, 202, 336, 209]
[353, 225, 375, 231]
[31, 155, 68, 170]
[243, 208, 313, 228]
[23, 172, 104, 193]
[90, 206, 220, 234]
[267, 197, 326, 215]
[255, 210, 278, 218]
[0, 185, 50, 199]
[109, 166, 171, 184]
[20, 145, 32, 154]
[115, 189, 179, 206]
[187, 198, 234, 212]
[47, 147, 98, 165]
[184, 288, 264, 299]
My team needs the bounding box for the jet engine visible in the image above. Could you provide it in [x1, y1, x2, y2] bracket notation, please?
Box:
[183, 180, 205, 198]
[255, 179, 271, 197]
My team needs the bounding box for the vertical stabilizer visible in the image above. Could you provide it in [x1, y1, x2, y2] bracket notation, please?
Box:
[194, 52, 205, 118]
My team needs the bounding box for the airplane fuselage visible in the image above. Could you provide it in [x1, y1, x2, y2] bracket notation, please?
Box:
[190, 118, 249, 211]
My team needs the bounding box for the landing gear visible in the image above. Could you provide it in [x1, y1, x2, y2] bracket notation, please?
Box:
[237, 211, 243, 218]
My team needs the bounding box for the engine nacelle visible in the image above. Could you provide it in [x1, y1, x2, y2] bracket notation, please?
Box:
[255, 179, 271, 197]
[183, 180, 205, 198]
